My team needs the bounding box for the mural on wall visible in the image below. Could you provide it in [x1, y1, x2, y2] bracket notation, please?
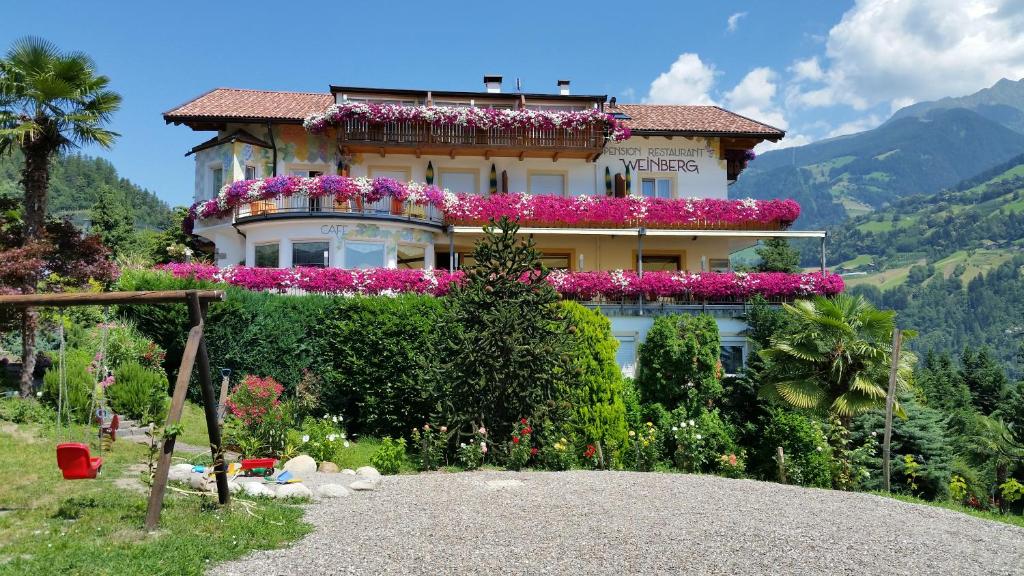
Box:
[192, 144, 234, 200]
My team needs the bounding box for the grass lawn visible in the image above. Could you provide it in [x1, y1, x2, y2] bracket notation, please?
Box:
[0, 420, 311, 576]
[874, 492, 1024, 529]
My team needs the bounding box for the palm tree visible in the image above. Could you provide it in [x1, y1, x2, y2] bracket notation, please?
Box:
[758, 294, 915, 424]
[0, 37, 121, 395]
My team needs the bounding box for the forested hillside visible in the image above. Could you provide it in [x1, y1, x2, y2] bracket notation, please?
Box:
[0, 151, 171, 230]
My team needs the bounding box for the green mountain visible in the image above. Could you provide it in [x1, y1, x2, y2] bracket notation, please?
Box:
[732, 108, 1024, 229]
[0, 152, 172, 230]
[890, 77, 1024, 134]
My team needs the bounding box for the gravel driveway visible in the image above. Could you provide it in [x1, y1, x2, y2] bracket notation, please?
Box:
[212, 471, 1024, 575]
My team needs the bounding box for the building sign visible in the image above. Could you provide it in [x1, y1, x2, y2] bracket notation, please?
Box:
[604, 143, 718, 174]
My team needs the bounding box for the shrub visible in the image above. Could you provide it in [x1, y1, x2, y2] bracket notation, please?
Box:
[537, 436, 576, 471]
[72, 322, 167, 374]
[0, 397, 54, 424]
[627, 422, 662, 471]
[370, 437, 407, 475]
[760, 409, 832, 488]
[410, 424, 448, 471]
[107, 362, 168, 422]
[297, 414, 347, 463]
[457, 436, 486, 470]
[313, 295, 449, 439]
[635, 313, 722, 412]
[41, 349, 95, 424]
[560, 301, 629, 465]
[223, 375, 290, 456]
[506, 419, 535, 471]
[672, 409, 739, 474]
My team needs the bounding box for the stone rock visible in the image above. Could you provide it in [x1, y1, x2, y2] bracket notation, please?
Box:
[283, 455, 317, 475]
[228, 481, 242, 494]
[355, 466, 381, 478]
[349, 478, 380, 491]
[275, 483, 313, 499]
[241, 482, 275, 498]
[341, 469, 357, 475]
[188, 474, 214, 492]
[168, 464, 193, 483]
[318, 461, 340, 473]
[317, 483, 350, 498]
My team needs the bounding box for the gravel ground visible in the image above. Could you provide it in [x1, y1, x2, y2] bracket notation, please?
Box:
[212, 471, 1024, 576]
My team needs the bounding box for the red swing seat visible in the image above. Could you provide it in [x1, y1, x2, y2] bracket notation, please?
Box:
[56, 442, 102, 480]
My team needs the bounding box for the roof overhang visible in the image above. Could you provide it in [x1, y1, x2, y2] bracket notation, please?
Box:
[630, 129, 785, 142]
[451, 227, 825, 238]
[185, 129, 274, 156]
[329, 85, 607, 104]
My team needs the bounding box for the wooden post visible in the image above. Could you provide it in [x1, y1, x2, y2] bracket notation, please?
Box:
[882, 328, 903, 493]
[145, 324, 203, 531]
[188, 293, 230, 506]
[776, 446, 786, 484]
[217, 370, 231, 427]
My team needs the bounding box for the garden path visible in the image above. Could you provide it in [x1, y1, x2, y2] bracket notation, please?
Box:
[211, 470, 1024, 575]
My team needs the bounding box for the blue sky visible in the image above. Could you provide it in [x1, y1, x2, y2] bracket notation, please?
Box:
[4, 0, 1024, 207]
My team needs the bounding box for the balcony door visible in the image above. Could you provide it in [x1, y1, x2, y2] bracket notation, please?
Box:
[368, 167, 411, 212]
[289, 169, 324, 211]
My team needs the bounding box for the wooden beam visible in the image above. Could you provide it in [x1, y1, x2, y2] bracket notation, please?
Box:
[415, 148, 421, 158]
[0, 290, 225, 308]
[484, 150, 491, 160]
[378, 147, 385, 158]
[188, 292, 230, 507]
[449, 149, 455, 159]
[145, 323, 203, 531]
[518, 151, 525, 161]
[882, 329, 903, 493]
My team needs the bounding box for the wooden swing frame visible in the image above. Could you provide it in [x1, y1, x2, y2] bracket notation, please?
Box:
[0, 289, 227, 531]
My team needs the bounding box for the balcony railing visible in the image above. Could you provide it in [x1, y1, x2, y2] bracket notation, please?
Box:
[234, 192, 444, 226]
[337, 119, 607, 151]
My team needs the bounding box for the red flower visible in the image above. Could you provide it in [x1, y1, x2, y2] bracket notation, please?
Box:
[530, 448, 538, 456]
[512, 436, 520, 444]
[522, 427, 532, 435]
[584, 445, 596, 458]
[520, 418, 528, 425]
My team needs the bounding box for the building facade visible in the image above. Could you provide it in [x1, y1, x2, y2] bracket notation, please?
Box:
[165, 76, 832, 374]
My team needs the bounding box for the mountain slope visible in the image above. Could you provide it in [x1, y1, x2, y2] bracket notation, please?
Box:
[890, 77, 1024, 134]
[732, 108, 1024, 229]
[0, 152, 171, 230]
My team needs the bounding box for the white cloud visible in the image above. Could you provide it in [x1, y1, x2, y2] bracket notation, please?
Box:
[756, 133, 813, 153]
[620, 87, 637, 101]
[645, 53, 718, 105]
[727, 12, 747, 33]
[790, 57, 824, 82]
[889, 97, 916, 114]
[723, 67, 788, 130]
[827, 114, 883, 138]
[792, 0, 1024, 111]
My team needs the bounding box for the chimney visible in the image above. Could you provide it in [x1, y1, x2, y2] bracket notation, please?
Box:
[483, 75, 503, 94]
[557, 79, 570, 96]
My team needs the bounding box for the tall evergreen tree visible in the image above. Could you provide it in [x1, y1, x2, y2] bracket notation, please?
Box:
[89, 186, 132, 255]
[916, 351, 973, 413]
[961, 347, 1009, 415]
[755, 238, 801, 273]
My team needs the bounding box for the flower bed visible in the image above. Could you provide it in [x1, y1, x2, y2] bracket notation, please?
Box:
[184, 175, 800, 233]
[157, 263, 843, 301]
[303, 101, 631, 141]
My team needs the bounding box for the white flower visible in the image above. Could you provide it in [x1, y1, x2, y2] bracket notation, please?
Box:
[679, 422, 687, 428]
[302, 434, 310, 443]
[672, 426, 678, 432]
[816, 446, 823, 452]
[327, 434, 338, 442]
[343, 441, 350, 448]
[688, 420, 695, 427]
[460, 443, 466, 448]
[332, 415, 338, 423]
[695, 434, 702, 440]
[871, 431, 877, 437]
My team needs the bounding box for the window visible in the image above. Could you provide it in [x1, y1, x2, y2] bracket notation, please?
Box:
[245, 165, 257, 180]
[709, 258, 731, 272]
[435, 251, 476, 270]
[637, 254, 681, 272]
[528, 173, 566, 196]
[439, 169, 478, 194]
[254, 243, 279, 268]
[293, 241, 329, 268]
[397, 245, 425, 269]
[345, 241, 385, 269]
[641, 176, 672, 199]
[614, 332, 638, 378]
[720, 344, 746, 376]
[540, 252, 571, 270]
[210, 167, 223, 198]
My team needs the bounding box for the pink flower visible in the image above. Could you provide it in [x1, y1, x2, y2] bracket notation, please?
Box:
[480, 441, 487, 454]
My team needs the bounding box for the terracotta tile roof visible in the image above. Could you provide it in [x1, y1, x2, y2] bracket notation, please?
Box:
[610, 104, 784, 138]
[163, 88, 332, 124]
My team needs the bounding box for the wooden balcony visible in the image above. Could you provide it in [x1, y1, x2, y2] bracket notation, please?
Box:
[337, 119, 608, 160]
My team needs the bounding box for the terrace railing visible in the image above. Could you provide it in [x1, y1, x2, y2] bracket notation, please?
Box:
[234, 192, 444, 226]
[337, 119, 607, 151]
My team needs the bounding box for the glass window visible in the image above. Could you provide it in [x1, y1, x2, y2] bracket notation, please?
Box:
[345, 241, 385, 269]
[541, 253, 571, 270]
[210, 167, 223, 197]
[720, 345, 745, 376]
[709, 258, 731, 272]
[397, 245, 425, 269]
[638, 254, 681, 272]
[615, 333, 637, 378]
[293, 241, 329, 268]
[245, 165, 257, 180]
[529, 173, 566, 196]
[641, 177, 672, 199]
[435, 251, 475, 270]
[254, 243, 279, 268]
[439, 170, 477, 194]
